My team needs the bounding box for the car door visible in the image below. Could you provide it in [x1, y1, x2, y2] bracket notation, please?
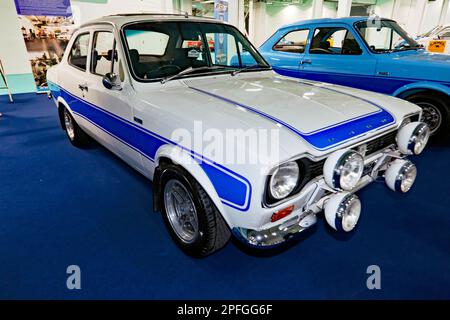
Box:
[264, 28, 310, 78]
[82, 27, 143, 172]
[299, 24, 377, 91]
[60, 31, 92, 119]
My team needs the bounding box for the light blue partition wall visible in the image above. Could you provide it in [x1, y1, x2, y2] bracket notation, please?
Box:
[0, 0, 36, 95]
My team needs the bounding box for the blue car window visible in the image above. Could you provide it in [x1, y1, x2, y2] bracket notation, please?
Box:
[273, 29, 309, 54]
[310, 27, 362, 55]
[355, 20, 419, 53]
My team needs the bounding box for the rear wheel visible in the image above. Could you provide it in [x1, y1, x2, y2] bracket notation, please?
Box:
[62, 107, 90, 147]
[159, 164, 231, 257]
[406, 93, 449, 140]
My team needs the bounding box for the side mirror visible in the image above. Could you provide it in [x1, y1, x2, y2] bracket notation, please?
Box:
[102, 72, 121, 90]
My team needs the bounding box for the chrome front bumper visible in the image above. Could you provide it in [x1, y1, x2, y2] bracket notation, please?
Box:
[232, 210, 318, 248]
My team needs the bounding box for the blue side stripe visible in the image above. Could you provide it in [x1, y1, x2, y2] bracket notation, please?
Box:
[186, 84, 395, 151]
[49, 82, 252, 212]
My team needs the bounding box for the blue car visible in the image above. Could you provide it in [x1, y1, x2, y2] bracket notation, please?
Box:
[259, 17, 450, 139]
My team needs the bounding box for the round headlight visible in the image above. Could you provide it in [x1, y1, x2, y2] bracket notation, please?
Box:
[400, 163, 417, 192]
[324, 150, 364, 191]
[269, 161, 300, 200]
[385, 159, 417, 193]
[324, 192, 361, 232]
[397, 122, 430, 155]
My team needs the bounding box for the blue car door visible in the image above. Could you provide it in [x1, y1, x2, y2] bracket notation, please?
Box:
[298, 24, 378, 91]
[263, 28, 311, 78]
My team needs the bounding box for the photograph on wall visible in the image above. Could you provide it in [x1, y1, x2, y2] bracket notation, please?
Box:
[14, 0, 75, 92]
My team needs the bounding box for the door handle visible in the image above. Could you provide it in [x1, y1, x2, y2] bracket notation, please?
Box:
[133, 117, 143, 125]
[300, 59, 312, 65]
[78, 84, 89, 92]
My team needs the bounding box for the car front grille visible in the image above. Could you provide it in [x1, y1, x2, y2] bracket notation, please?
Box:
[360, 130, 398, 156]
[305, 131, 398, 183]
[308, 159, 326, 178]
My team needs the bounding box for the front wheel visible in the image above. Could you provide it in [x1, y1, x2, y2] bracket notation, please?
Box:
[159, 165, 231, 257]
[62, 107, 90, 147]
[406, 93, 449, 140]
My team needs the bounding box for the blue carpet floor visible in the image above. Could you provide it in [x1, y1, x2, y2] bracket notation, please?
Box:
[0, 93, 449, 299]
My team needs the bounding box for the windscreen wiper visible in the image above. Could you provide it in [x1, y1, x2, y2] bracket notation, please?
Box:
[231, 64, 267, 76]
[161, 66, 228, 84]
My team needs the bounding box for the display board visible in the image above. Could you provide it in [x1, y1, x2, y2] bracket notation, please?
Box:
[14, 0, 75, 92]
[428, 40, 447, 54]
[213, 0, 229, 65]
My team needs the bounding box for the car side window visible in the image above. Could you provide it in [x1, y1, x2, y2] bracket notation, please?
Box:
[273, 29, 309, 54]
[310, 27, 362, 55]
[91, 31, 120, 77]
[68, 33, 90, 71]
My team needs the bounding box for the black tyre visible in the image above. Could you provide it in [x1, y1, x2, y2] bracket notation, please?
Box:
[159, 164, 231, 257]
[406, 93, 449, 140]
[61, 107, 90, 147]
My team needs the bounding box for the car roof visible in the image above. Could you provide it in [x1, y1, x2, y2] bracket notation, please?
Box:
[80, 13, 221, 29]
[280, 16, 388, 30]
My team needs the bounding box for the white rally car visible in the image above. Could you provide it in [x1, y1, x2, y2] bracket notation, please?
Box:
[47, 14, 430, 257]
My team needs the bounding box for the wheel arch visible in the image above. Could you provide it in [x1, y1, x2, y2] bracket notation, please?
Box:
[152, 144, 232, 227]
[56, 96, 73, 130]
[394, 82, 450, 100]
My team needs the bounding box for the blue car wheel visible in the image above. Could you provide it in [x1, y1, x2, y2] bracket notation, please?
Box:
[406, 93, 449, 140]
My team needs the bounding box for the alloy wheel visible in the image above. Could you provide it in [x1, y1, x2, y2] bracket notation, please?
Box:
[418, 102, 442, 135]
[64, 109, 75, 140]
[164, 179, 199, 244]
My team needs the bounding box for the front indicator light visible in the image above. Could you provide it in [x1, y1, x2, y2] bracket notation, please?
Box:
[271, 205, 294, 222]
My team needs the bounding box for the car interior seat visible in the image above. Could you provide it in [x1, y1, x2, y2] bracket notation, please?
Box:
[129, 49, 142, 76]
[319, 41, 331, 51]
[129, 49, 155, 78]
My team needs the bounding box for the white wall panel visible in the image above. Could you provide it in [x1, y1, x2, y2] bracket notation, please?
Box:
[0, 0, 32, 74]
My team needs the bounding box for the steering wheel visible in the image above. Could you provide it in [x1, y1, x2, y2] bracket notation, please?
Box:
[309, 47, 332, 54]
[141, 64, 182, 79]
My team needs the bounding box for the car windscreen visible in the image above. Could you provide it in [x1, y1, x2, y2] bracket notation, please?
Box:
[122, 21, 269, 82]
[355, 20, 420, 53]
